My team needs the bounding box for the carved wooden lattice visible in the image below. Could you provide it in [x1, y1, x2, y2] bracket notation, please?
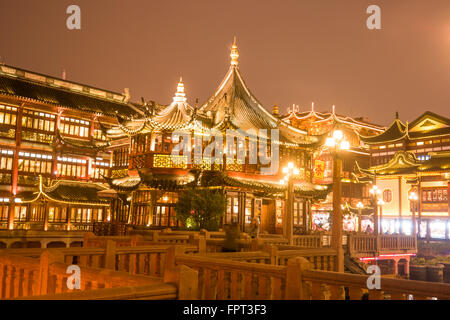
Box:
[153, 154, 187, 169]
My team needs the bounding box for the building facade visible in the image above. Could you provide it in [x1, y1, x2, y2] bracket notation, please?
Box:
[0, 41, 330, 234]
[357, 112, 450, 240]
[0, 63, 140, 232]
[282, 106, 384, 232]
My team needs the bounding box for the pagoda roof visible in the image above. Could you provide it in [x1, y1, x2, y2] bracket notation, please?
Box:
[0, 65, 141, 118]
[356, 151, 450, 176]
[359, 111, 450, 144]
[199, 46, 315, 146]
[358, 119, 407, 145]
[356, 151, 419, 176]
[106, 169, 330, 200]
[56, 131, 110, 150]
[18, 176, 109, 206]
[283, 108, 384, 132]
[111, 40, 318, 147]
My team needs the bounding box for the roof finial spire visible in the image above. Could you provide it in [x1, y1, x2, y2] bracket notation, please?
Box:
[173, 77, 187, 104]
[230, 36, 239, 66]
[332, 105, 336, 114]
[311, 102, 314, 112]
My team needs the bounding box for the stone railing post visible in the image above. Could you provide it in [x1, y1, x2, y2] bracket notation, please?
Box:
[251, 238, 264, 251]
[38, 250, 65, 295]
[188, 233, 199, 246]
[130, 235, 143, 246]
[200, 229, 210, 239]
[105, 240, 116, 270]
[198, 235, 206, 254]
[164, 265, 198, 300]
[263, 245, 278, 265]
[83, 232, 94, 248]
[152, 231, 159, 243]
[286, 257, 311, 299]
[165, 245, 189, 269]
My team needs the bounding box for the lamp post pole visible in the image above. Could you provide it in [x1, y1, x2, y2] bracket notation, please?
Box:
[325, 129, 349, 273]
[286, 167, 294, 245]
[332, 153, 344, 272]
[357, 202, 364, 233]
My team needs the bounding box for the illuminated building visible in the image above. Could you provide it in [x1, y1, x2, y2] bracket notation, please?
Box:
[356, 112, 450, 240]
[0, 63, 139, 231]
[105, 40, 330, 233]
[282, 105, 384, 232]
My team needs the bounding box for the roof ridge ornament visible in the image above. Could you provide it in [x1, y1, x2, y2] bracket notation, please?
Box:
[173, 77, 187, 104]
[230, 36, 239, 66]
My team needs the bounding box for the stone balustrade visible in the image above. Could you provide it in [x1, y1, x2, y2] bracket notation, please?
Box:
[0, 243, 198, 278]
[175, 254, 287, 299]
[174, 254, 450, 300]
[0, 250, 165, 299]
[203, 246, 337, 271]
[348, 234, 417, 257]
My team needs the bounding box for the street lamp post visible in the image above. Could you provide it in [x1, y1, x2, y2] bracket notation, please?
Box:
[356, 201, 364, 232]
[281, 162, 300, 245]
[325, 129, 350, 272]
[370, 185, 382, 234]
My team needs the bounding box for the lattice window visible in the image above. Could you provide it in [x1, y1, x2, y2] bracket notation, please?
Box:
[153, 154, 187, 169]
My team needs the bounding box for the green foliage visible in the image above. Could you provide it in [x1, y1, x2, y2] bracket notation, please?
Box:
[175, 188, 226, 231]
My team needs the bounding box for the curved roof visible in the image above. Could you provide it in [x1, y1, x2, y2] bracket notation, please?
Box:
[0, 66, 141, 118]
[358, 119, 407, 145]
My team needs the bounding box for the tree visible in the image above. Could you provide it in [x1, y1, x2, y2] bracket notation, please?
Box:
[175, 188, 226, 231]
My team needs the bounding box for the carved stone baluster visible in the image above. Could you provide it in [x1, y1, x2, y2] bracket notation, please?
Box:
[311, 282, 324, 300]
[216, 269, 225, 300]
[128, 253, 137, 275]
[258, 275, 268, 300]
[329, 285, 345, 300]
[271, 277, 282, 300]
[202, 268, 211, 299]
[149, 253, 158, 276]
[4, 266, 12, 299]
[243, 272, 252, 300]
[13, 267, 21, 298]
[348, 287, 364, 300]
[230, 271, 239, 299]
[55, 275, 63, 294]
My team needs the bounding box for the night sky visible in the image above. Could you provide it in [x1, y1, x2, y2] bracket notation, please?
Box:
[1, 0, 450, 126]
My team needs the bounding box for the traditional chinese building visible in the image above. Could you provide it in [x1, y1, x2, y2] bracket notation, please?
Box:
[356, 112, 450, 240]
[105, 40, 330, 234]
[282, 106, 385, 232]
[0, 63, 140, 231]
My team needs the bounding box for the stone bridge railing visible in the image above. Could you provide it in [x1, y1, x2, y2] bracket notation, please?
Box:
[0, 250, 194, 300]
[174, 254, 450, 300]
[348, 234, 417, 257]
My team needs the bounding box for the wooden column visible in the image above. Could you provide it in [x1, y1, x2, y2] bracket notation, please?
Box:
[11, 106, 23, 197]
[66, 205, 71, 231]
[43, 201, 49, 231]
